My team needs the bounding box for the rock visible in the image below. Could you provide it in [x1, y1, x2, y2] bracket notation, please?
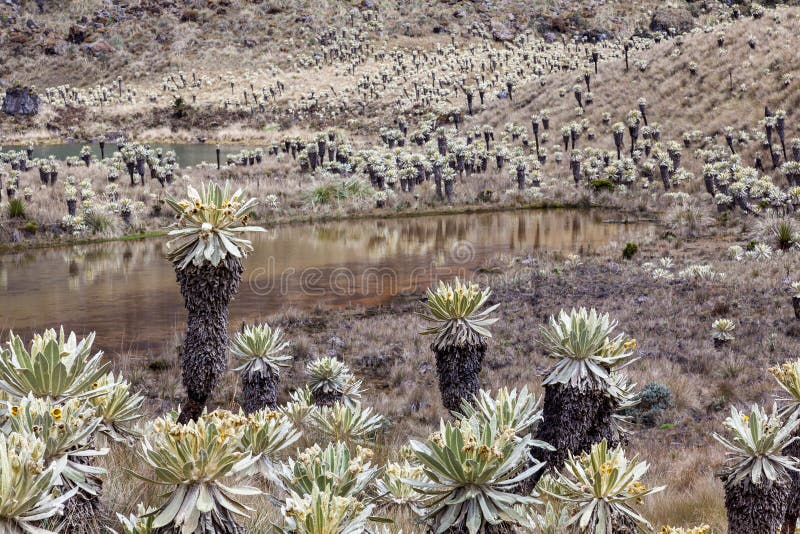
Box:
[67, 23, 88, 43]
[578, 27, 613, 43]
[649, 6, 695, 35]
[25, 18, 37, 30]
[10, 230, 22, 243]
[8, 30, 28, 43]
[93, 8, 112, 23]
[490, 18, 514, 41]
[2, 86, 39, 115]
[43, 38, 67, 55]
[83, 39, 115, 56]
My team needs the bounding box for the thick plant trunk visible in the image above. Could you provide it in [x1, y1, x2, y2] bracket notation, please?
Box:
[610, 512, 639, 533]
[312, 389, 342, 407]
[62, 490, 103, 533]
[176, 256, 243, 423]
[61, 451, 104, 533]
[782, 436, 800, 533]
[433, 339, 486, 414]
[520, 383, 612, 492]
[153, 510, 247, 534]
[446, 522, 515, 533]
[240, 370, 279, 414]
[725, 477, 789, 534]
[586, 390, 617, 447]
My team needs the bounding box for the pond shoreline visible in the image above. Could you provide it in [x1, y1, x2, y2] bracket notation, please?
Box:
[0, 200, 658, 254]
[1, 208, 655, 358]
[1, 129, 284, 147]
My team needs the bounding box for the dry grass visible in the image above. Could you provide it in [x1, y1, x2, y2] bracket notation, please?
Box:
[0, 1, 730, 141]
[91, 219, 800, 532]
[4, 2, 800, 531]
[481, 7, 800, 181]
[0, 145, 646, 246]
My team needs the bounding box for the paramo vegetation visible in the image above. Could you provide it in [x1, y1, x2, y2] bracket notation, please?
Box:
[0, 180, 798, 533]
[2, 0, 800, 533]
[4, 2, 800, 248]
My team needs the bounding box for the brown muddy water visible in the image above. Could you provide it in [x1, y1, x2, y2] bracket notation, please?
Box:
[0, 209, 654, 359]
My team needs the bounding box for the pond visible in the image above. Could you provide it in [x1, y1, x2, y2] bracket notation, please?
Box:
[3, 143, 253, 168]
[0, 209, 654, 359]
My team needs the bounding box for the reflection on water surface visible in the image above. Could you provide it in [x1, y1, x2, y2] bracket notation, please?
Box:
[0, 209, 653, 357]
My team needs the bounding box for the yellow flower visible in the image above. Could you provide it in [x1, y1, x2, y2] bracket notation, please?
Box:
[600, 462, 613, 475]
[10, 406, 20, 417]
[51, 407, 63, 421]
[624, 338, 637, 350]
[742, 414, 749, 423]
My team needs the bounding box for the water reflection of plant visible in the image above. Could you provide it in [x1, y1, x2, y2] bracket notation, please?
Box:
[55, 240, 164, 291]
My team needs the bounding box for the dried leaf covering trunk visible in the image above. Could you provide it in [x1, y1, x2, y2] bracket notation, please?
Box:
[610, 512, 639, 533]
[433, 339, 486, 414]
[447, 522, 515, 533]
[176, 256, 243, 423]
[782, 435, 800, 534]
[60, 440, 105, 533]
[312, 389, 342, 407]
[153, 510, 248, 534]
[724, 477, 789, 534]
[521, 383, 615, 492]
[240, 370, 279, 414]
[62, 486, 104, 533]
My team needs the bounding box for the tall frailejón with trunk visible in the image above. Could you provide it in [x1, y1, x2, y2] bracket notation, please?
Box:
[713, 404, 800, 534]
[418, 278, 499, 413]
[165, 182, 264, 423]
[231, 323, 292, 413]
[768, 360, 800, 534]
[527, 308, 638, 490]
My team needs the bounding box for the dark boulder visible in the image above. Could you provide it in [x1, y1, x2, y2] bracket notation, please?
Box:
[578, 27, 613, 43]
[2, 86, 39, 115]
[649, 7, 695, 35]
[43, 38, 67, 55]
[67, 23, 89, 43]
[83, 39, 115, 56]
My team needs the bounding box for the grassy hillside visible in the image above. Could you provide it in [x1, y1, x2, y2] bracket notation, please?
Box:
[3, 2, 800, 532]
[0, 0, 733, 142]
[0, 0, 712, 86]
[478, 5, 800, 180]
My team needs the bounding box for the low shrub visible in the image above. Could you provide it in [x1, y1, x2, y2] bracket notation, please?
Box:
[622, 242, 639, 260]
[8, 199, 25, 218]
[627, 382, 673, 427]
